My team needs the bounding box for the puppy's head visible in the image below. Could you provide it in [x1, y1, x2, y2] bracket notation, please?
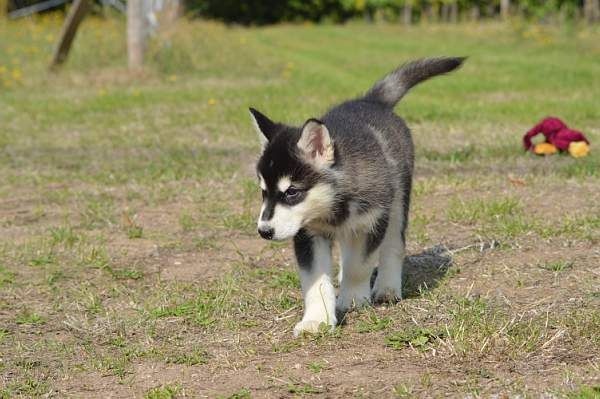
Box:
[250, 108, 336, 241]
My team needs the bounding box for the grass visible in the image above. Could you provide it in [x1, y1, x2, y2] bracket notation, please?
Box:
[539, 260, 573, 272]
[0, 15, 599, 398]
[568, 386, 600, 399]
[385, 326, 443, 350]
[145, 384, 181, 399]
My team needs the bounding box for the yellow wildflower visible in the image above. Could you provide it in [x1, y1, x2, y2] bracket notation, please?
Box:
[11, 68, 22, 82]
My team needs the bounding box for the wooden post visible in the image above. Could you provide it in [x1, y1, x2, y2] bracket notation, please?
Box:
[470, 5, 480, 21]
[450, 1, 458, 23]
[128, 0, 147, 69]
[500, 0, 510, 19]
[49, 0, 90, 68]
[402, 3, 412, 25]
[584, 0, 600, 23]
[441, 3, 449, 22]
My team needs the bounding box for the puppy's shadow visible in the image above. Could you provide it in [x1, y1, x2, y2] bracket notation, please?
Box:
[370, 244, 453, 299]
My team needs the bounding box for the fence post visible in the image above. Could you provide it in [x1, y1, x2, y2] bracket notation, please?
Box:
[500, 0, 510, 19]
[49, 0, 90, 69]
[127, 0, 148, 69]
[584, 0, 600, 23]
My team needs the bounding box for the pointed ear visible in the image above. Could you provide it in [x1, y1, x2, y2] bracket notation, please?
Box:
[249, 107, 277, 148]
[297, 119, 334, 168]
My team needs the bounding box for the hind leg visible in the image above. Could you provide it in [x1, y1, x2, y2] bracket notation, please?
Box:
[336, 233, 377, 315]
[372, 189, 410, 303]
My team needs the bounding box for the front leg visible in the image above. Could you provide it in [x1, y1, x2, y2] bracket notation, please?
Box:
[293, 229, 337, 337]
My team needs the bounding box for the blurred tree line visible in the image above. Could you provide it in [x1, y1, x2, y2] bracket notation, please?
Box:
[186, 0, 600, 25]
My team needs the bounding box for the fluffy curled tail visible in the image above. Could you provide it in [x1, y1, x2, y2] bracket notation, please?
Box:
[363, 57, 466, 108]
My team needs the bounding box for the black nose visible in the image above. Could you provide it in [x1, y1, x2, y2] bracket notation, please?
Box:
[258, 227, 274, 240]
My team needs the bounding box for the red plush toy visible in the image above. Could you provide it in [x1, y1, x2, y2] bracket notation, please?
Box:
[523, 117, 590, 158]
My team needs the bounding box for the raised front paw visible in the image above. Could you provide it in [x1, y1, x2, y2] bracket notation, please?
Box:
[293, 318, 336, 337]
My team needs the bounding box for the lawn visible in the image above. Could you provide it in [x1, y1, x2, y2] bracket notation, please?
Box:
[0, 15, 599, 398]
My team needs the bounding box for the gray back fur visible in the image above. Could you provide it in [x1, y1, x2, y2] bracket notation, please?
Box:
[316, 57, 465, 227]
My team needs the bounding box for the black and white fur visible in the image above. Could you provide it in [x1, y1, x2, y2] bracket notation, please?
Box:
[250, 57, 465, 336]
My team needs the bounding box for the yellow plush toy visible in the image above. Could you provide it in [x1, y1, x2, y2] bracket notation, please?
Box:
[533, 142, 558, 155]
[568, 141, 590, 158]
[524, 117, 590, 158]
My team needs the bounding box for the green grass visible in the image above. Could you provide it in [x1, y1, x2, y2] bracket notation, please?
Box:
[568, 386, 600, 399]
[15, 310, 45, 325]
[0, 264, 15, 287]
[539, 260, 573, 272]
[356, 311, 393, 333]
[145, 384, 181, 399]
[0, 16, 599, 398]
[386, 326, 443, 350]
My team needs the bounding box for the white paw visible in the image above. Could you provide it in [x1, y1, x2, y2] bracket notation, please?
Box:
[293, 318, 336, 337]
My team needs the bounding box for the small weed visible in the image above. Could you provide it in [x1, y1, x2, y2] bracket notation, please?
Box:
[0, 264, 15, 287]
[127, 225, 144, 239]
[79, 246, 110, 269]
[95, 355, 129, 378]
[307, 361, 325, 373]
[393, 383, 414, 398]
[28, 251, 56, 267]
[276, 293, 299, 311]
[356, 312, 392, 333]
[194, 236, 218, 250]
[179, 213, 195, 232]
[270, 269, 300, 289]
[145, 384, 181, 399]
[109, 267, 144, 280]
[164, 348, 207, 366]
[539, 260, 573, 272]
[0, 328, 9, 344]
[47, 270, 65, 285]
[287, 383, 322, 394]
[108, 336, 127, 348]
[386, 327, 441, 350]
[504, 318, 545, 354]
[80, 193, 115, 229]
[122, 212, 143, 238]
[2, 377, 49, 397]
[15, 311, 45, 325]
[272, 340, 302, 354]
[49, 226, 80, 247]
[83, 292, 103, 314]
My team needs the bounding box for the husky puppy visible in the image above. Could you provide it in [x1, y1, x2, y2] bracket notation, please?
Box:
[250, 57, 464, 336]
